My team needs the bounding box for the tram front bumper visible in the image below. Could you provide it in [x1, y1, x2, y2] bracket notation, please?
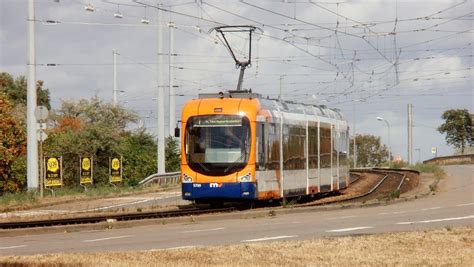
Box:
[182, 182, 257, 200]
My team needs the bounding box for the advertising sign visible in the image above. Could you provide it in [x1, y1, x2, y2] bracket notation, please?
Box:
[44, 156, 62, 187]
[80, 156, 93, 185]
[109, 156, 122, 183]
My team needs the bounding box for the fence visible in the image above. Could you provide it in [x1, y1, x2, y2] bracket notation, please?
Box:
[138, 172, 181, 186]
[423, 154, 474, 165]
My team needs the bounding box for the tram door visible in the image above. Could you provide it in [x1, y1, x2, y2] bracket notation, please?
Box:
[331, 125, 339, 190]
[319, 123, 332, 192]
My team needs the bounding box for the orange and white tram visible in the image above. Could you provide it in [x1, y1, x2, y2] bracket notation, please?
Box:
[178, 90, 350, 202]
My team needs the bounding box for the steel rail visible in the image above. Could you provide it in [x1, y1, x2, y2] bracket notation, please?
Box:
[343, 174, 389, 202]
[396, 174, 407, 191]
[0, 207, 234, 230]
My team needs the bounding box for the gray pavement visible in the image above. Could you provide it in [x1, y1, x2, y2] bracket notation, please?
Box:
[0, 165, 472, 255]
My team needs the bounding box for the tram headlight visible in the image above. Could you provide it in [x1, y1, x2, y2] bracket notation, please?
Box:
[182, 173, 193, 183]
[238, 172, 252, 182]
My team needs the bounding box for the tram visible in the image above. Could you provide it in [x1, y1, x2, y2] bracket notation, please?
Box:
[176, 90, 349, 202]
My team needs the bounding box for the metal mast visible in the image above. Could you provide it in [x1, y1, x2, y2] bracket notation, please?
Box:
[27, 0, 38, 191]
[168, 22, 175, 136]
[408, 104, 413, 164]
[157, 5, 165, 174]
[113, 49, 117, 106]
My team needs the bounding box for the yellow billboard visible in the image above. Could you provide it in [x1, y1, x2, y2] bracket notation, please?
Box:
[80, 156, 93, 185]
[44, 156, 62, 187]
[109, 156, 122, 183]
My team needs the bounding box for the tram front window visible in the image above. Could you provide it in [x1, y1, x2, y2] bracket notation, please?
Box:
[185, 115, 250, 176]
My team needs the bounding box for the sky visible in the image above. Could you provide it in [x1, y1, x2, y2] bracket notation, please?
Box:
[0, 0, 472, 162]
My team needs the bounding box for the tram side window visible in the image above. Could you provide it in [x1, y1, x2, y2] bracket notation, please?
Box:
[339, 129, 349, 167]
[283, 124, 306, 170]
[266, 123, 280, 170]
[308, 125, 318, 168]
[320, 126, 331, 168]
[256, 122, 266, 170]
[332, 128, 338, 166]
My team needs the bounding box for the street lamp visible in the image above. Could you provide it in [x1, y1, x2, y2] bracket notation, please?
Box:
[376, 116, 391, 162]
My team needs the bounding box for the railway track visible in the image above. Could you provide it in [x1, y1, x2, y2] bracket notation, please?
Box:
[0, 207, 235, 230]
[0, 169, 418, 230]
[297, 169, 415, 207]
[346, 171, 405, 202]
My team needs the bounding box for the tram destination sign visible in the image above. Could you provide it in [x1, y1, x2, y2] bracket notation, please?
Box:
[109, 156, 123, 183]
[195, 116, 242, 127]
[80, 156, 93, 185]
[44, 156, 62, 187]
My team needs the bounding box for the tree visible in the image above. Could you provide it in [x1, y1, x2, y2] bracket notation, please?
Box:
[0, 71, 51, 193]
[438, 109, 472, 154]
[350, 134, 389, 167]
[165, 136, 181, 172]
[0, 72, 51, 110]
[44, 97, 139, 186]
[0, 93, 27, 193]
[118, 129, 157, 186]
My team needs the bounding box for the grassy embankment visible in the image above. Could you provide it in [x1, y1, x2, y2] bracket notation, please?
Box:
[1, 226, 472, 266]
[0, 183, 176, 212]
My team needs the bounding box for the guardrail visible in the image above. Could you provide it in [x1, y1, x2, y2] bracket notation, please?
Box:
[423, 154, 474, 165]
[139, 171, 181, 186]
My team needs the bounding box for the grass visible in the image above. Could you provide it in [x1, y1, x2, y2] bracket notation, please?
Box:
[0, 191, 38, 209]
[389, 189, 400, 199]
[0, 183, 178, 212]
[1, 226, 472, 266]
[384, 162, 446, 183]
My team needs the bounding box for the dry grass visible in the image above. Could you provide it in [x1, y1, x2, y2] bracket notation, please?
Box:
[0, 184, 178, 213]
[1, 226, 473, 266]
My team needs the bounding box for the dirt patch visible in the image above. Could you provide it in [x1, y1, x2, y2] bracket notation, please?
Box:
[400, 171, 419, 193]
[343, 172, 383, 197]
[1, 226, 472, 266]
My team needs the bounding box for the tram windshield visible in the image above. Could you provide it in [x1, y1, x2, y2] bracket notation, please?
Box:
[185, 115, 250, 176]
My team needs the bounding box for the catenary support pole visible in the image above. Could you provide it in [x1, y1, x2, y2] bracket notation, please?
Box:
[353, 102, 357, 168]
[169, 22, 175, 136]
[113, 49, 117, 106]
[157, 6, 165, 174]
[408, 104, 413, 164]
[27, 0, 38, 191]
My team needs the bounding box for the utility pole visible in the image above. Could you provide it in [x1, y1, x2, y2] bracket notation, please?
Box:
[168, 22, 175, 136]
[353, 102, 357, 168]
[27, 0, 38, 191]
[279, 75, 284, 100]
[113, 49, 117, 106]
[157, 6, 165, 174]
[407, 104, 413, 165]
[377, 117, 391, 162]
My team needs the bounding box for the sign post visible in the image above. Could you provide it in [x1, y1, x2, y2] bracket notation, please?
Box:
[44, 156, 62, 196]
[109, 156, 123, 186]
[80, 156, 93, 190]
[35, 105, 49, 198]
[431, 147, 437, 158]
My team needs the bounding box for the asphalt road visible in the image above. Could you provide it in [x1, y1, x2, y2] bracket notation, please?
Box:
[1, 165, 472, 256]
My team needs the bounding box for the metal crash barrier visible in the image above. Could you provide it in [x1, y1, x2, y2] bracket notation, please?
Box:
[139, 172, 181, 186]
[423, 154, 474, 165]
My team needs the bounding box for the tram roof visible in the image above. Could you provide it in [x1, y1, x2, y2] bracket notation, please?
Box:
[198, 90, 344, 120]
